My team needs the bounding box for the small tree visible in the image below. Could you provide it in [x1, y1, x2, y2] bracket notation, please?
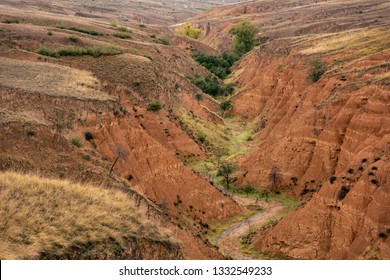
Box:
[308, 58, 327, 82]
[220, 100, 232, 116]
[217, 162, 237, 189]
[175, 23, 202, 39]
[229, 21, 259, 56]
[268, 166, 281, 191]
[109, 145, 128, 174]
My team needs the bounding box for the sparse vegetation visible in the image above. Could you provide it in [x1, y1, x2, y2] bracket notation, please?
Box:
[132, 79, 141, 87]
[114, 32, 131, 39]
[268, 166, 282, 190]
[36, 45, 123, 58]
[69, 35, 79, 44]
[175, 23, 202, 39]
[70, 136, 82, 148]
[57, 24, 102, 36]
[148, 101, 163, 111]
[198, 132, 207, 144]
[220, 100, 232, 115]
[158, 36, 170, 45]
[2, 18, 19, 24]
[307, 58, 327, 82]
[195, 93, 203, 101]
[229, 21, 259, 56]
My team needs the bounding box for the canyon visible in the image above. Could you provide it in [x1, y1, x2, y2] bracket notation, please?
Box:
[0, 0, 389, 260]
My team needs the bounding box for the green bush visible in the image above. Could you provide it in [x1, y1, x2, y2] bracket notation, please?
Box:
[195, 93, 203, 101]
[2, 18, 19, 24]
[189, 74, 224, 97]
[158, 36, 170, 45]
[148, 101, 163, 111]
[69, 35, 79, 43]
[197, 132, 206, 144]
[229, 21, 259, 56]
[220, 100, 232, 112]
[132, 79, 141, 87]
[36, 45, 122, 58]
[114, 32, 131, 39]
[117, 26, 129, 32]
[192, 51, 240, 79]
[308, 58, 327, 82]
[70, 137, 82, 148]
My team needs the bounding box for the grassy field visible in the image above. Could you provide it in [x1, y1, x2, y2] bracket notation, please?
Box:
[0, 58, 115, 101]
[0, 172, 167, 259]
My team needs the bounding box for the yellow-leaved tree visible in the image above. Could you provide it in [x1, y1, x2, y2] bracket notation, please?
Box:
[175, 23, 202, 39]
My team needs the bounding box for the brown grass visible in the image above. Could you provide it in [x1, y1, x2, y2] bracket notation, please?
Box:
[300, 28, 390, 57]
[0, 172, 164, 259]
[0, 57, 115, 101]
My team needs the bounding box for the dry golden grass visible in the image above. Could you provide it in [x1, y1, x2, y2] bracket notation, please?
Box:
[300, 28, 390, 56]
[0, 58, 115, 101]
[0, 172, 163, 259]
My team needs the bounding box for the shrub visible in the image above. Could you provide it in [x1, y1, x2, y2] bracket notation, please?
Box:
[114, 32, 131, 39]
[247, 135, 254, 141]
[175, 23, 202, 39]
[337, 186, 350, 200]
[220, 100, 232, 113]
[192, 51, 239, 79]
[347, 168, 354, 174]
[197, 132, 206, 144]
[70, 136, 82, 148]
[47, 31, 53, 36]
[229, 21, 259, 56]
[158, 36, 170, 45]
[330, 176, 337, 184]
[84, 131, 93, 141]
[117, 26, 129, 32]
[139, 24, 146, 28]
[189, 74, 224, 97]
[148, 101, 163, 111]
[57, 24, 102, 36]
[132, 79, 141, 87]
[371, 166, 378, 170]
[36, 45, 122, 58]
[195, 93, 203, 101]
[69, 35, 79, 43]
[308, 58, 327, 82]
[2, 18, 19, 24]
[82, 154, 91, 161]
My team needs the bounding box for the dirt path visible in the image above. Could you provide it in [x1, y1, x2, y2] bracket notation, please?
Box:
[215, 198, 285, 259]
